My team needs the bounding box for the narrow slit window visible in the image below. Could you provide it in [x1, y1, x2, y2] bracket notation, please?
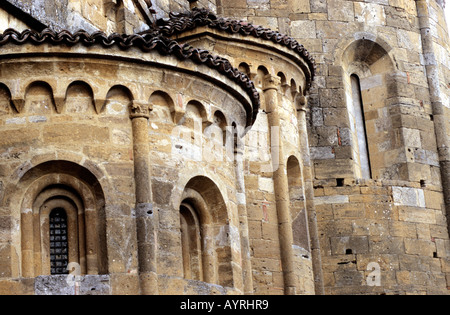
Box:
[351, 74, 372, 179]
[49, 208, 69, 275]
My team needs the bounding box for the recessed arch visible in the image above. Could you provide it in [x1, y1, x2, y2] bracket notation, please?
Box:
[238, 62, 251, 77]
[213, 110, 227, 130]
[102, 85, 134, 115]
[255, 66, 270, 89]
[180, 199, 204, 281]
[180, 100, 209, 131]
[149, 90, 175, 123]
[277, 72, 288, 94]
[24, 81, 56, 114]
[64, 81, 95, 114]
[335, 32, 394, 68]
[179, 175, 232, 287]
[340, 36, 395, 78]
[290, 78, 299, 100]
[15, 160, 108, 278]
[340, 37, 396, 180]
[204, 110, 228, 150]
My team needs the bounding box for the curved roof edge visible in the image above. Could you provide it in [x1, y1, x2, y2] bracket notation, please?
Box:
[0, 27, 260, 124]
[155, 8, 316, 90]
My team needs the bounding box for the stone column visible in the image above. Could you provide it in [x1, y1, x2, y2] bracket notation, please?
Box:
[130, 100, 158, 295]
[263, 74, 297, 295]
[416, 0, 450, 230]
[296, 95, 325, 295]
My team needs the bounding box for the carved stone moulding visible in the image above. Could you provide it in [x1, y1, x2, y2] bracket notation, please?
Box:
[155, 8, 315, 94]
[0, 28, 257, 130]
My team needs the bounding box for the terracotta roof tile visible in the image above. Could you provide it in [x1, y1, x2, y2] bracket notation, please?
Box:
[155, 8, 316, 89]
[0, 27, 260, 124]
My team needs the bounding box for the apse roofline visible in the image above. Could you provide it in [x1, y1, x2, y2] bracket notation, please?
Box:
[154, 7, 316, 91]
[0, 28, 260, 125]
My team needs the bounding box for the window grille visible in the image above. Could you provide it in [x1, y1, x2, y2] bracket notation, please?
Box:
[49, 208, 69, 275]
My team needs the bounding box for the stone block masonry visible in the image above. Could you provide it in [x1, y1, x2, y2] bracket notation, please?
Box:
[315, 179, 449, 294]
[0, 0, 448, 296]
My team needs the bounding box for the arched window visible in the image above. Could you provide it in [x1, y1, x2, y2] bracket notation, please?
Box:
[350, 74, 372, 179]
[49, 208, 69, 275]
[19, 161, 108, 277]
[180, 202, 203, 281]
[178, 176, 233, 287]
[342, 38, 395, 180]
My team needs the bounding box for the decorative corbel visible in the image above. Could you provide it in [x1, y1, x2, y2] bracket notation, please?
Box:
[11, 98, 25, 113]
[53, 94, 65, 114]
[202, 117, 213, 132]
[281, 81, 290, 95]
[94, 88, 109, 114]
[295, 94, 308, 112]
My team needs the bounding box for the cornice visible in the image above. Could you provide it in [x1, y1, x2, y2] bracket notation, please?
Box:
[0, 27, 260, 124]
[154, 8, 316, 90]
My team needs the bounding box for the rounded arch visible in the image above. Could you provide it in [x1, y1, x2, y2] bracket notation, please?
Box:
[149, 90, 176, 123]
[24, 81, 56, 114]
[287, 155, 304, 216]
[185, 100, 207, 118]
[102, 84, 134, 115]
[180, 100, 209, 131]
[179, 175, 232, 287]
[64, 80, 95, 114]
[255, 66, 270, 89]
[277, 72, 288, 94]
[183, 176, 228, 224]
[213, 110, 227, 129]
[342, 39, 395, 76]
[12, 160, 108, 278]
[181, 187, 212, 225]
[205, 110, 228, 148]
[238, 62, 251, 77]
[339, 36, 397, 180]
[335, 32, 395, 68]
[290, 78, 299, 100]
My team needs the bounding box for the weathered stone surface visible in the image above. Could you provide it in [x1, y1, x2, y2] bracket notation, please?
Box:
[0, 0, 448, 297]
[35, 275, 111, 295]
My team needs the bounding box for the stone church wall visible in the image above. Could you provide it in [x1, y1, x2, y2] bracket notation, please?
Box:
[218, 0, 450, 294]
[0, 0, 448, 295]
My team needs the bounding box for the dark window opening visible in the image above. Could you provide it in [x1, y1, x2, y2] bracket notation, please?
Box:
[351, 74, 372, 179]
[49, 208, 69, 275]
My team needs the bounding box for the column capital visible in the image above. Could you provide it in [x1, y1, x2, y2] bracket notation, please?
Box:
[130, 100, 151, 119]
[263, 74, 281, 92]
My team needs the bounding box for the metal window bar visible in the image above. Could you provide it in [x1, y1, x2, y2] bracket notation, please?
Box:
[49, 208, 69, 275]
